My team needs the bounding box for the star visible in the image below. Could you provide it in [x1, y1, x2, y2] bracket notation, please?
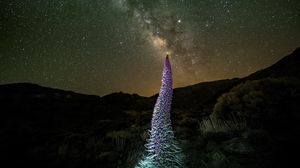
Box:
[0, 0, 299, 96]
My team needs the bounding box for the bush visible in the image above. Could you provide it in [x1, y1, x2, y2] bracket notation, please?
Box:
[212, 77, 300, 129]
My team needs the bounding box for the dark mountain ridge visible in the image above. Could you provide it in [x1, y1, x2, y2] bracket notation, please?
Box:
[172, 47, 300, 110]
[1, 47, 299, 113]
[0, 47, 299, 168]
[1, 47, 299, 131]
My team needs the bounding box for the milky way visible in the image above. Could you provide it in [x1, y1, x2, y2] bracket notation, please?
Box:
[0, 0, 299, 96]
[113, 0, 203, 82]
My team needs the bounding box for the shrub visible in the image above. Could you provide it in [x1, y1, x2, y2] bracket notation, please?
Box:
[212, 77, 300, 129]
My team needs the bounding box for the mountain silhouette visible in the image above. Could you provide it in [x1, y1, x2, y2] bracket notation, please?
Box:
[246, 47, 300, 79]
[172, 47, 300, 111]
[0, 47, 299, 168]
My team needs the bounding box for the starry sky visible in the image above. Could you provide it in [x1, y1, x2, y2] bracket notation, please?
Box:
[0, 0, 299, 96]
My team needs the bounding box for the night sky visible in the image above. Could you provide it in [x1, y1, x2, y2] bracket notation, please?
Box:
[1, 0, 299, 96]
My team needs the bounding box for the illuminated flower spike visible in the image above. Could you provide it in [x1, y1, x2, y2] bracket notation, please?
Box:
[136, 55, 185, 168]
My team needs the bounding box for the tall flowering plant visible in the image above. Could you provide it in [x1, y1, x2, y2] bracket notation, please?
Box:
[136, 56, 184, 168]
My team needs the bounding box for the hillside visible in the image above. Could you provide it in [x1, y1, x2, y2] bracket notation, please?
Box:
[0, 47, 299, 168]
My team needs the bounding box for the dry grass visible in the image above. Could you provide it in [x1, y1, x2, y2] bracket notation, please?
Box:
[199, 115, 248, 133]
